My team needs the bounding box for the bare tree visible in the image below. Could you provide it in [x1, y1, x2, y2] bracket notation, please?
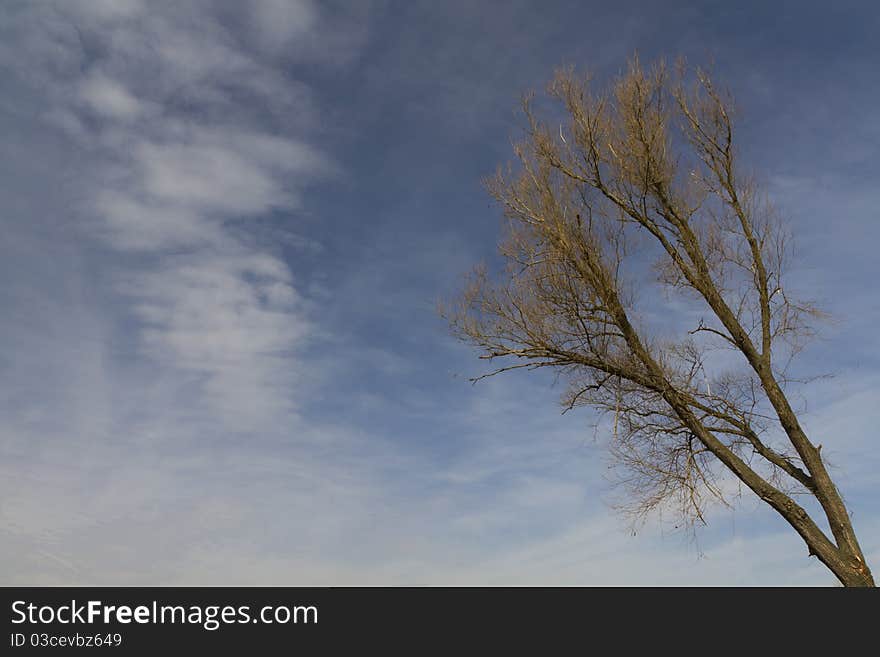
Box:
[443, 57, 874, 586]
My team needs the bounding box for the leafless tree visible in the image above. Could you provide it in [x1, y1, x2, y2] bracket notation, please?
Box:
[443, 57, 874, 586]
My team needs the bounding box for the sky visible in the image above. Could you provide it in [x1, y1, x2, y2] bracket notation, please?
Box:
[0, 0, 878, 585]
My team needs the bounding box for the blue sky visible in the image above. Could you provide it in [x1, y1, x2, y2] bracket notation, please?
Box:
[1, 0, 878, 585]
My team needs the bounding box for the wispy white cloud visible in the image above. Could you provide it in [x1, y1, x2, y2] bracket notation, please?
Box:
[79, 73, 148, 121]
[3, 2, 343, 430]
[248, 0, 319, 52]
[0, 0, 364, 579]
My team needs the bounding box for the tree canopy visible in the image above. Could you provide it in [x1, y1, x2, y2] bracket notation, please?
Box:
[444, 57, 874, 586]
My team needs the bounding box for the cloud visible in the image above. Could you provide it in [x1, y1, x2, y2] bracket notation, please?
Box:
[92, 192, 219, 251]
[2, 3, 346, 432]
[124, 251, 311, 427]
[79, 74, 146, 121]
[249, 0, 319, 52]
[132, 128, 329, 216]
[0, 0, 364, 581]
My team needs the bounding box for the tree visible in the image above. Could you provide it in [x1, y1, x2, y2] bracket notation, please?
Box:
[443, 57, 874, 586]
